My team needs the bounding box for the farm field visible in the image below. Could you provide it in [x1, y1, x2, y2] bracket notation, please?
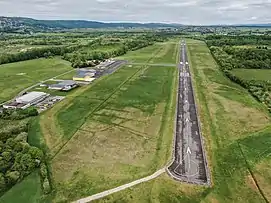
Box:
[231, 69, 271, 81]
[34, 40, 179, 202]
[91, 39, 271, 203]
[0, 57, 73, 103]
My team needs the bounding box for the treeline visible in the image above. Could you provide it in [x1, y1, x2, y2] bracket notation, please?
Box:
[64, 34, 167, 68]
[206, 35, 271, 46]
[0, 120, 44, 194]
[0, 107, 38, 120]
[223, 46, 271, 69]
[0, 34, 166, 67]
[0, 40, 99, 65]
[210, 46, 271, 112]
[0, 46, 71, 65]
[0, 108, 51, 194]
[64, 47, 127, 68]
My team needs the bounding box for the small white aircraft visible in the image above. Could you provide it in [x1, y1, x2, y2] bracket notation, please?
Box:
[180, 62, 183, 64]
[186, 62, 189, 65]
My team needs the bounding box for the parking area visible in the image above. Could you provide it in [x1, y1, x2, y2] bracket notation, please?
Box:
[35, 96, 65, 113]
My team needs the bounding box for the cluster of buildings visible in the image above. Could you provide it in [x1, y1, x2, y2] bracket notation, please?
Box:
[3, 91, 64, 112]
[48, 80, 78, 91]
[2, 68, 99, 111]
[72, 69, 96, 82]
[4, 92, 49, 110]
[2, 59, 120, 112]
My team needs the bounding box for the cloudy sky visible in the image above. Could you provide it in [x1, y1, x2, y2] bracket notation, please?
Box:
[0, 0, 271, 25]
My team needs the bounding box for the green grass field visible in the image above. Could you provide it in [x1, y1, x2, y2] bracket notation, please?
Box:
[31, 40, 179, 202]
[0, 171, 42, 203]
[90, 39, 271, 203]
[231, 69, 271, 81]
[51, 65, 177, 202]
[0, 57, 73, 103]
[4, 39, 270, 203]
[117, 39, 179, 64]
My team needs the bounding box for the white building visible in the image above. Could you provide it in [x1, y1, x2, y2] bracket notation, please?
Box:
[48, 80, 77, 91]
[3, 91, 49, 109]
[16, 91, 49, 105]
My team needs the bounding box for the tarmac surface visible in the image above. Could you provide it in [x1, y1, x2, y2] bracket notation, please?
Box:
[95, 60, 127, 77]
[167, 40, 210, 185]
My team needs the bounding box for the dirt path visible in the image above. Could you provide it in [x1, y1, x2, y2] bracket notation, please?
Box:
[73, 168, 165, 203]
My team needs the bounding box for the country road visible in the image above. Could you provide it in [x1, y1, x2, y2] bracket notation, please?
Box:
[167, 40, 210, 185]
[74, 168, 165, 203]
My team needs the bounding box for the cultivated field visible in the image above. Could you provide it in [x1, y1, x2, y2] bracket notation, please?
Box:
[91, 39, 271, 203]
[0, 57, 73, 103]
[231, 69, 271, 81]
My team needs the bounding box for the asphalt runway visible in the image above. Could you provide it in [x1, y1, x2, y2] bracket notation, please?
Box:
[167, 40, 210, 185]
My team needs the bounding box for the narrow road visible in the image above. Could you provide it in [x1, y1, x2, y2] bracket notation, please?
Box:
[74, 168, 165, 203]
[167, 40, 210, 185]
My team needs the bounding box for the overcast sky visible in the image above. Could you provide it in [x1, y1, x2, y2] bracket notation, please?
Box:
[0, 0, 271, 25]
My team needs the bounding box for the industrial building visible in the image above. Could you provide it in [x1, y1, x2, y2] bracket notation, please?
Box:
[3, 102, 29, 110]
[48, 80, 78, 91]
[3, 91, 49, 109]
[96, 59, 115, 69]
[73, 69, 96, 82]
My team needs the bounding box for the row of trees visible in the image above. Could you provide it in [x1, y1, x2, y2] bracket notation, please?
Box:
[0, 119, 44, 193]
[63, 45, 127, 68]
[0, 34, 166, 67]
[0, 107, 38, 120]
[0, 39, 101, 65]
[64, 34, 167, 68]
[206, 35, 271, 46]
[0, 46, 70, 65]
[224, 46, 271, 61]
[209, 45, 271, 70]
[0, 107, 51, 194]
[209, 45, 271, 113]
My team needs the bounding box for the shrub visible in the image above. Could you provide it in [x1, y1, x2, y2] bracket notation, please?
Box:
[42, 177, 51, 194]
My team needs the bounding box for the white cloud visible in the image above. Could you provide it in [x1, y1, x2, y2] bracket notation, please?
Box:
[0, 0, 270, 24]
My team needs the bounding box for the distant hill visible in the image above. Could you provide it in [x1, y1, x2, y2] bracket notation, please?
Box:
[235, 23, 271, 28]
[0, 16, 181, 32]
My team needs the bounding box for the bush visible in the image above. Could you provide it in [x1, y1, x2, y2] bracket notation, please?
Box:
[0, 107, 38, 120]
[42, 177, 51, 194]
[5, 171, 20, 186]
[40, 163, 47, 179]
